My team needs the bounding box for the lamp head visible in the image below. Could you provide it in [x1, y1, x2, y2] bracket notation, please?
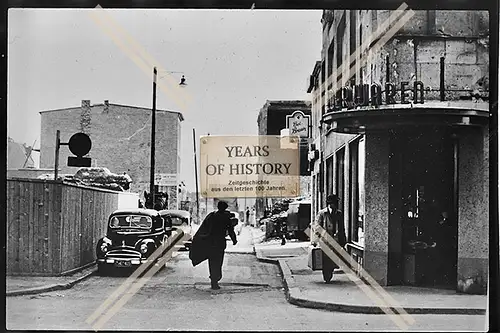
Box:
[179, 75, 187, 86]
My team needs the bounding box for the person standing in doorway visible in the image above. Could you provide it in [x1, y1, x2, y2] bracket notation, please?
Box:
[190, 201, 238, 290]
[313, 194, 346, 283]
[245, 207, 250, 226]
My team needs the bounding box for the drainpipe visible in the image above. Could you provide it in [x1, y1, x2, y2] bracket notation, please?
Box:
[440, 57, 445, 101]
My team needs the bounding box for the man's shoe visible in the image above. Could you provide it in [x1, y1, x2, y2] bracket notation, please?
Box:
[211, 282, 220, 290]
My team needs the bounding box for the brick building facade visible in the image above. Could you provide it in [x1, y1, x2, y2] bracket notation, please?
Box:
[307, 10, 489, 294]
[40, 100, 183, 208]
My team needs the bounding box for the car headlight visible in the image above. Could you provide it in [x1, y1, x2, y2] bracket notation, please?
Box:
[140, 243, 149, 254]
[100, 243, 109, 253]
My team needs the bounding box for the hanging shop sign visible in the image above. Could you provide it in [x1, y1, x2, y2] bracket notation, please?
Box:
[327, 81, 425, 111]
[286, 110, 311, 138]
[154, 173, 178, 187]
[200, 135, 300, 198]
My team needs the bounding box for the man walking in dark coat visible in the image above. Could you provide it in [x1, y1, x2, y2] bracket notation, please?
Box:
[190, 201, 237, 290]
[313, 194, 346, 283]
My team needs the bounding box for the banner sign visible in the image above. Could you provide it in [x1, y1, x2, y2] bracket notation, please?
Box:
[200, 135, 300, 198]
[286, 110, 310, 138]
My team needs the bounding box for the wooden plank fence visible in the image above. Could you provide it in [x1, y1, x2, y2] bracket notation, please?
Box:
[6, 178, 137, 276]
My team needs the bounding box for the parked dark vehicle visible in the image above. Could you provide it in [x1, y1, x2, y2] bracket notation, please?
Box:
[265, 212, 288, 239]
[96, 209, 173, 275]
[159, 209, 192, 250]
[286, 200, 311, 241]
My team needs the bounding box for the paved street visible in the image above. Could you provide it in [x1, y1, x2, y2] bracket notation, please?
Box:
[7, 248, 487, 331]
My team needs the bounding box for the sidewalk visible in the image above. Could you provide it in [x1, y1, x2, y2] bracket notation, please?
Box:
[225, 224, 262, 254]
[6, 264, 97, 297]
[250, 228, 487, 315]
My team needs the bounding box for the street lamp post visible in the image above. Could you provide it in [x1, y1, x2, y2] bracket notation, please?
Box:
[149, 67, 186, 208]
[150, 67, 158, 201]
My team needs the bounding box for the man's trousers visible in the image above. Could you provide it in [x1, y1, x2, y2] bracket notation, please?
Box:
[208, 249, 225, 283]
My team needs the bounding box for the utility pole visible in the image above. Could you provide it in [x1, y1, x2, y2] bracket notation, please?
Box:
[205, 132, 210, 216]
[54, 130, 61, 180]
[193, 128, 200, 223]
[150, 67, 157, 201]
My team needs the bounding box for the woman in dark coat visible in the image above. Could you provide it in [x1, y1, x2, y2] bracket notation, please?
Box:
[189, 201, 238, 289]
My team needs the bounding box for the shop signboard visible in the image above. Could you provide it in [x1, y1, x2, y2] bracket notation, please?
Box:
[327, 81, 426, 112]
[286, 110, 311, 138]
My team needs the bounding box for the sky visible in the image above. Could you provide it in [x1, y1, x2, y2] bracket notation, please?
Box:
[7, 9, 322, 191]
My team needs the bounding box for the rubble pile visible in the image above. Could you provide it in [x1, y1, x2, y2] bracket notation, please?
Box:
[37, 167, 132, 192]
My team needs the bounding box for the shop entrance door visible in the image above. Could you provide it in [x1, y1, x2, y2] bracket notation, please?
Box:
[395, 127, 457, 288]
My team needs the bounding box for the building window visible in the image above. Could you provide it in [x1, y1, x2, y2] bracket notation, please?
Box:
[359, 23, 363, 83]
[321, 60, 326, 84]
[371, 10, 378, 33]
[335, 147, 345, 209]
[326, 155, 334, 196]
[336, 12, 346, 85]
[349, 10, 356, 64]
[349, 137, 365, 246]
[327, 40, 335, 88]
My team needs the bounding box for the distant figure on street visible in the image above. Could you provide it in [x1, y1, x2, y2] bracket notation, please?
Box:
[246, 207, 250, 225]
[189, 201, 238, 290]
[313, 194, 346, 283]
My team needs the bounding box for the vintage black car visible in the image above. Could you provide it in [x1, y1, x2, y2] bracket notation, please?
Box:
[96, 209, 173, 274]
[158, 209, 193, 251]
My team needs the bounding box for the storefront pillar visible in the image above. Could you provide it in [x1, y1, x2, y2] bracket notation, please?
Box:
[456, 126, 489, 294]
[364, 131, 390, 286]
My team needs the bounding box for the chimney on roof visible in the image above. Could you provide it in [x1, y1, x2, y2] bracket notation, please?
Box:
[104, 100, 109, 112]
[80, 100, 91, 133]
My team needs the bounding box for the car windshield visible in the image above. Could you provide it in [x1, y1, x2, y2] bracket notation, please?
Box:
[170, 216, 187, 226]
[109, 215, 152, 229]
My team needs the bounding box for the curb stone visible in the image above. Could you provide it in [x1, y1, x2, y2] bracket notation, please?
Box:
[254, 248, 486, 316]
[7, 266, 98, 297]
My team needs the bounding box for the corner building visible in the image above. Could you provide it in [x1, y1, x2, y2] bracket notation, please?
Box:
[307, 10, 489, 294]
[40, 100, 183, 209]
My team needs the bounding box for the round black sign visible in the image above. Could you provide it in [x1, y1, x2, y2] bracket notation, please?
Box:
[68, 133, 92, 157]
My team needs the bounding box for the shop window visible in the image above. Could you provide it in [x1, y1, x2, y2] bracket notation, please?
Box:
[335, 148, 345, 209]
[326, 155, 334, 196]
[316, 173, 321, 214]
[349, 137, 365, 246]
